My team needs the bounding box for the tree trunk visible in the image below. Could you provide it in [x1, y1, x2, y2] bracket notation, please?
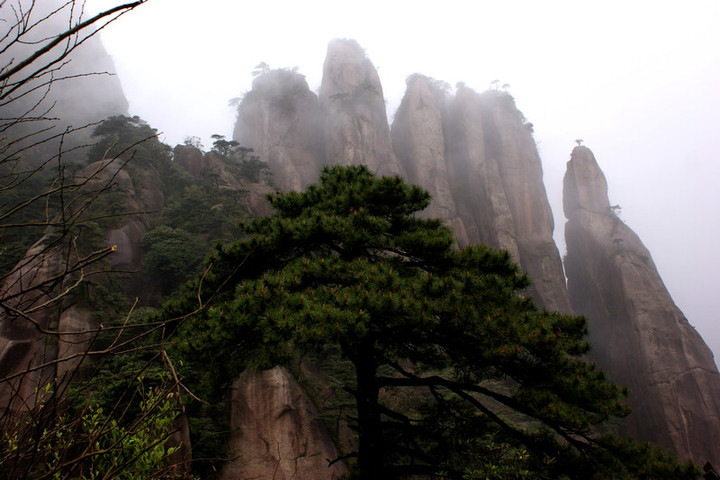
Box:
[353, 338, 385, 479]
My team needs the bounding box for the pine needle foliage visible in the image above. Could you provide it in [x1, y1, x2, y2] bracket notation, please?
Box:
[168, 165, 699, 479]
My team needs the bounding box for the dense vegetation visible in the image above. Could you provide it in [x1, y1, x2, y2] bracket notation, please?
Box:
[0, 112, 272, 478]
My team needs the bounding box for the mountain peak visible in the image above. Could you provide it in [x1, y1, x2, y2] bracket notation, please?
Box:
[563, 145, 611, 218]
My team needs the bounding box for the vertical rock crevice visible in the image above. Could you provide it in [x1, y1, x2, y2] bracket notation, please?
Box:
[391, 74, 469, 245]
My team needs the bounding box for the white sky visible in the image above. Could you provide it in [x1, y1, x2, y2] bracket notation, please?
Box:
[90, 0, 720, 358]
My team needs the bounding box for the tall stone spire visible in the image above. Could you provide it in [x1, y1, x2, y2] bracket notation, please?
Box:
[563, 145, 720, 465]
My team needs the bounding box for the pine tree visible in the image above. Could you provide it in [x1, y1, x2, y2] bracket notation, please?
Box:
[169, 165, 699, 479]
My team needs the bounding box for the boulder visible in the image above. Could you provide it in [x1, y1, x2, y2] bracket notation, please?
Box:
[220, 367, 348, 480]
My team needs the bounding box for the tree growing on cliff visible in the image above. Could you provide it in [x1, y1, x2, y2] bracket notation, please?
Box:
[171, 165, 699, 479]
[210, 133, 239, 156]
[208, 134, 272, 186]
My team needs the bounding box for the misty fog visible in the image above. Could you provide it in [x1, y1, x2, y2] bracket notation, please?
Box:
[88, 0, 720, 357]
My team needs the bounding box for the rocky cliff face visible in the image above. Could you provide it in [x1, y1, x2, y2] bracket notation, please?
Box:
[391, 75, 469, 244]
[0, 156, 159, 411]
[220, 367, 348, 480]
[0, 241, 62, 411]
[319, 39, 404, 178]
[1, 8, 128, 154]
[49, 35, 130, 130]
[235, 45, 570, 313]
[563, 146, 720, 464]
[470, 91, 569, 313]
[233, 70, 324, 192]
[0, 14, 131, 410]
[393, 79, 571, 312]
[234, 40, 405, 190]
[173, 145, 274, 218]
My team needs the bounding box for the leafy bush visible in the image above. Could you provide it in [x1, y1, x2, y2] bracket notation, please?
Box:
[0, 380, 185, 479]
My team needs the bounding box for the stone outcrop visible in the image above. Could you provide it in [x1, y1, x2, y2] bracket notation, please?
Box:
[391, 78, 571, 312]
[236, 59, 570, 312]
[0, 156, 160, 410]
[82, 160, 157, 267]
[319, 39, 404, 177]
[233, 70, 324, 192]
[174, 145, 243, 190]
[234, 40, 406, 188]
[220, 367, 348, 480]
[1, 4, 128, 161]
[0, 241, 63, 411]
[50, 33, 129, 129]
[444, 87, 519, 256]
[563, 146, 720, 465]
[470, 91, 569, 313]
[391, 75, 469, 245]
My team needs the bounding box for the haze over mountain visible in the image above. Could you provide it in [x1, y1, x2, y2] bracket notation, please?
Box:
[4, 2, 720, 472]
[89, 0, 720, 360]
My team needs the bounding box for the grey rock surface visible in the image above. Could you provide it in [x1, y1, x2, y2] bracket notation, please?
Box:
[564, 146, 720, 464]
